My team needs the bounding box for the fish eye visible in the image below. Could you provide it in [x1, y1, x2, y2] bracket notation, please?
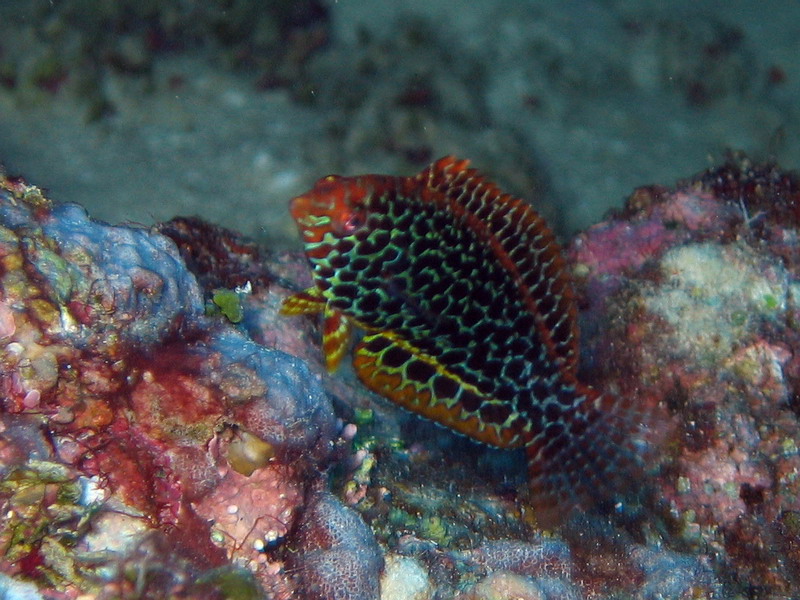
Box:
[341, 212, 365, 234]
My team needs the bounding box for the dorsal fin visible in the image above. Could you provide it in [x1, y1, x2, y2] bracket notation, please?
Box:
[415, 156, 580, 376]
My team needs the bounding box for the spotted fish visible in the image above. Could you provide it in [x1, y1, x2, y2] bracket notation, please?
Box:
[281, 156, 646, 523]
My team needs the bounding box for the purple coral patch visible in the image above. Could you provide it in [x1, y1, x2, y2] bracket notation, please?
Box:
[289, 489, 384, 600]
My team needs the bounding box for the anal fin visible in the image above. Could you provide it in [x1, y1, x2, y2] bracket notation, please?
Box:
[354, 333, 526, 448]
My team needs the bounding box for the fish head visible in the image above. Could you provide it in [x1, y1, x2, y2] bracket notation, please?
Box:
[289, 175, 371, 250]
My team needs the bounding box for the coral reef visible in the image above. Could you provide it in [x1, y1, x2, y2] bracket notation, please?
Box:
[0, 173, 345, 597]
[568, 154, 800, 597]
[4, 153, 800, 598]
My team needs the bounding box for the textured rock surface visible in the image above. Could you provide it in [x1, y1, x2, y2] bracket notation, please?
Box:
[567, 155, 800, 597]
[0, 173, 346, 597]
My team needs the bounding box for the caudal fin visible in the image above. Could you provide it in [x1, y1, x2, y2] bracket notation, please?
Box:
[524, 385, 665, 528]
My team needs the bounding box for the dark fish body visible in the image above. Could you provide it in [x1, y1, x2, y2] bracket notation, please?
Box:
[283, 157, 644, 523]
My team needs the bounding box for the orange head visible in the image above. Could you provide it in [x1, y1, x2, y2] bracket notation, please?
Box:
[289, 175, 371, 252]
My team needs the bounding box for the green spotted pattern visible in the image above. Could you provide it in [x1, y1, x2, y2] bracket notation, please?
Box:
[288, 158, 649, 522]
[303, 177, 588, 450]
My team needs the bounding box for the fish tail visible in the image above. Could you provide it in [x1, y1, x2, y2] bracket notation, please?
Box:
[524, 384, 665, 527]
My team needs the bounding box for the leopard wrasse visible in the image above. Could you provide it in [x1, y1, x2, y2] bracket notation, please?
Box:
[281, 156, 652, 525]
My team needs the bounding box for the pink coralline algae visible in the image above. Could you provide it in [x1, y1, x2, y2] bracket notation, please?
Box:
[567, 154, 800, 597]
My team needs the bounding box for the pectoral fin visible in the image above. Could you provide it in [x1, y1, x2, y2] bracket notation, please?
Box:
[281, 286, 350, 371]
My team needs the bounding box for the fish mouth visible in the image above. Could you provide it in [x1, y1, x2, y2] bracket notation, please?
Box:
[289, 188, 338, 221]
[288, 193, 338, 244]
[289, 175, 362, 239]
[288, 194, 311, 222]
